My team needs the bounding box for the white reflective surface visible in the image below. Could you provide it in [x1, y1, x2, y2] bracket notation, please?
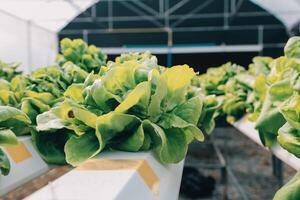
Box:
[0, 0, 98, 32]
[251, 0, 300, 29]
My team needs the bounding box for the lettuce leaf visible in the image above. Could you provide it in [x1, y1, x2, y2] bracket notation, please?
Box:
[277, 123, 300, 158]
[32, 129, 72, 164]
[0, 148, 10, 176]
[143, 120, 189, 163]
[273, 171, 300, 200]
[284, 36, 300, 59]
[0, 116, 19, 176]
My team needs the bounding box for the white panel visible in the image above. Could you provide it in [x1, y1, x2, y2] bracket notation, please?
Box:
[0, 136, 49, 196]
[0, 0, 99, 32]
[29, 25, 58, 71]
[0, 11, 58, 73]
[0, 11, 29, 73]
[25, 151, 184, 200]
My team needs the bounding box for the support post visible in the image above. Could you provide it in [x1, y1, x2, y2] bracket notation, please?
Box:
[166, 27, 173, 67]
[272, 155, 283, 187]
[258, 25, 264, 56]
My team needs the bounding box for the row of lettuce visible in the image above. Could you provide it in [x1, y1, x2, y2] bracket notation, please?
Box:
[198, 37, 300, 156]
[197, 37, 300, 200]
[0, 38, 219, 175]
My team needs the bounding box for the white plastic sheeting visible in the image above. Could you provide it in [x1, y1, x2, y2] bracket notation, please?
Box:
[250, 0, 300, 30]
[0, 0, 99, 32]
[30, 25, 58, 72]
[0, 11, 57, 73]
[0, 0, 99, 72]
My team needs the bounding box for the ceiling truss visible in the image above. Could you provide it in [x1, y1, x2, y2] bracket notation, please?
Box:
[60, 0, 290, 51]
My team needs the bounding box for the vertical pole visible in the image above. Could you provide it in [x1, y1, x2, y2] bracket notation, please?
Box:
[164, 0, 169, 27]
[224, 0, 229, 29]
[108, 0, 113, 31]
[258, 25, 264, 56]
[83, 29, 89, 43]
[272, 155, 283, 187]
[159, 0, 164, 15]
[167, 28, 173, 67]
[231, 0, 236, 13]
[91, 5, 97, 18]
[165, 0, 171, 67]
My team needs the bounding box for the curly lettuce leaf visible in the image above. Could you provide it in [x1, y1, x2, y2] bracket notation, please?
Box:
[273, 171, 300, 200]
[21, 98, 51, 123]
[280, 94, 300, 129]
[65, 130, 102, 166]
[255, 94, 286, 147]
[0, 148, 10, 176]
[143, 120, 188, 163]
[284, 36, 300, 59]
[148, 65, 196, 119]
[64, 84, 84, 103]
[0, 129, 18, 146]
[0, 106, 31, 136]
[248, 56, 273, 76]
[58, 38, 107, 73]
[0, 128, 18, 176]
[115, 81, 151, 114]
[0, 61, 21, 81]
[36, 101, 96, 136]
[32, 129, 72, 164]
[277, 123, 300, 158]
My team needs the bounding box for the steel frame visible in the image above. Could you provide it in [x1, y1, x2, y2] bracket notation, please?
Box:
[60, 0, 290, 54]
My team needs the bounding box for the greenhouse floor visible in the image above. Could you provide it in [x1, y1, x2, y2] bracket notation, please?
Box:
[180, 127, 296, 200]
[1, 127, 296, 200]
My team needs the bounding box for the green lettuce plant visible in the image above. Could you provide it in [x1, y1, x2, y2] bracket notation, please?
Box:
[34, 60, 205, 166]
[0, 61, 21, 81]
[0, 106, 31, 175]
[254, 56, 300, 147]
[57, 38, 107, 73]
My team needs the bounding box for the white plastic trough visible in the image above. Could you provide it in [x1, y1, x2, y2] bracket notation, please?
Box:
[232, 116, 300, 171]
[24, 151, 184, 200]
[0, 136, 49, 196]
[0, 136, 184, 200]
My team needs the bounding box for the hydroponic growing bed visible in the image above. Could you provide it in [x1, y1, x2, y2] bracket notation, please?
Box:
[2, 37, 300, 200]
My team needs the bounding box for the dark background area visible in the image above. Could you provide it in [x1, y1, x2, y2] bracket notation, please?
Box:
[108, 52, 258, 72]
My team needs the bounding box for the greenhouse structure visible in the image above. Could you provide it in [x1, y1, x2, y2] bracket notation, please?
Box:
[1, 0, 300, 199]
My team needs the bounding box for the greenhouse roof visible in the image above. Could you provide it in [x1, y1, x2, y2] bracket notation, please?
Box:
[0, 0, 99, 32]
[250, 0, 300, 30]
[0, 0, 300, 32]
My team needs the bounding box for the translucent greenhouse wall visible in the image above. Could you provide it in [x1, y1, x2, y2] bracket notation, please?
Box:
[0, 11, 58, 73]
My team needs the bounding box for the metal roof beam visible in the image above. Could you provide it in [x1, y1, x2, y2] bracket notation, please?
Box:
[73, 11, 276, 23]
[229, 0, 245, 24]
[100, 44, 263, 55]
[131, 0, 158, 16]
[165, 0, 190, 15]
[120, 1, 163, 27]
[65, 0, 106, 29]
[171, 0, 215, 27]
[159, 0, 164, 15]
[60, 24, 284, 34]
